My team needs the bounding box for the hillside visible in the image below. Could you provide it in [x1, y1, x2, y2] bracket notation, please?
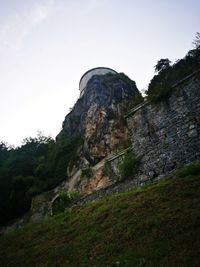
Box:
[0, 161, 200, 267]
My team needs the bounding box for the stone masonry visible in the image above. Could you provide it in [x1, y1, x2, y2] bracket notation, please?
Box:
[124, 73, 200, 183]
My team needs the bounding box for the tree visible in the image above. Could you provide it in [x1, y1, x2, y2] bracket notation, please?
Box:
[192, 32, 200, 50]
[154, 58, 171, 73]
[0, 142, 9, 167]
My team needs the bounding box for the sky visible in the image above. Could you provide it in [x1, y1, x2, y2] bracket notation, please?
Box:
[0, 0, 199, 146]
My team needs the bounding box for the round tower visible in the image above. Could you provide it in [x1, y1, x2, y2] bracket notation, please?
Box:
[79, 67, 117, 97]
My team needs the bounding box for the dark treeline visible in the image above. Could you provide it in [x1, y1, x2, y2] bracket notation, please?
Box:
[146, 32, 200, 102]
[0, 134, 82, 226]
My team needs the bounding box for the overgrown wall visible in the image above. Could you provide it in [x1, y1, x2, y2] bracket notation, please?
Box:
[125, 73, 200, 183]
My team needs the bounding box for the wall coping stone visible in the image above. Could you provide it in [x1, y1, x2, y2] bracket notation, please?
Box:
[125, 100, 149, 118]
[171, 69, 200, 89]
[107, 147, 132, 162]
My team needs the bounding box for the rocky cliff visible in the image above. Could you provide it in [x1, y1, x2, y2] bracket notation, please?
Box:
[0, 70, 143, 233]
[2, 69, 200, 234]
[57, 72, 142, 170]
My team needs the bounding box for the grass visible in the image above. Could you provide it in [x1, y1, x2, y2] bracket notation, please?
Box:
[0, 161, 200, 267]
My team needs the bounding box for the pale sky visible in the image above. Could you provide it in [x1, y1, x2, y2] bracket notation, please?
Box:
[0, 0, 199, 146]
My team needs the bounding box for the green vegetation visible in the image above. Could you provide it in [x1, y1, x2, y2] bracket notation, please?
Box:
[154, 58, 171, 73]
[0, 133, 83, 226]
[176, 160, 200, 178]
[146, 33, 200, 103]
[52, 190, 81, 215]
[127, 92, 144, 109]
[0, 161, 200, 266]
[119, 149, 141, 180]
[103, 160, 113, 177]
[103, 148, 140, 181]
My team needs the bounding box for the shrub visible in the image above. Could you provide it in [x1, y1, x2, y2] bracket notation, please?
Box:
[119, 149, 141, 180]
[103, 160, 113, 177]
[52, 190, 81, 215]
[52, 191, 71, 215]
[68, 191, 81, 202]
[128, 93, 144, 109]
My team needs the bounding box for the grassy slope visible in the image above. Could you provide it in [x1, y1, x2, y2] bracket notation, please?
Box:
[0, 162, 200, 267]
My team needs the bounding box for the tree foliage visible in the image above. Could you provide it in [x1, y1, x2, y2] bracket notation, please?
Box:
[146, 33, 200, 102]
[193, 32, 200, 50]
[119, 149, 140, 180]
[52, 190, 81, 215]
[154, 58, 171, 73]
[0, 133, 82, 226]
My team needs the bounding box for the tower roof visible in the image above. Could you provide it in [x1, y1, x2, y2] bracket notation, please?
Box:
[79, 67, 117, 96]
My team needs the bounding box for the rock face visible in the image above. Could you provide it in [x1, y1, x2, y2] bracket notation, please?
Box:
[57, 72, 141, 167]
[0, 71, 141, 234]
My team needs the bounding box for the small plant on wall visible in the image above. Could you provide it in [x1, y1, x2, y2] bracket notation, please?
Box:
[119, 149, 141, 180]
[103, 160, 113, 177]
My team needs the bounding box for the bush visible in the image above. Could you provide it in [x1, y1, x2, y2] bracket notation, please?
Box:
[119, 149, 141, 180]
[103, 160, 113, 177]
[52, 190, 81, 215]
[68, 191, 81, 202]
[128, 93, 144, 109]
[146, 68, 173, 103]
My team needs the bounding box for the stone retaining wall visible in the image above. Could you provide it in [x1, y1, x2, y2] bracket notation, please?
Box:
[125, 73, 200, 183]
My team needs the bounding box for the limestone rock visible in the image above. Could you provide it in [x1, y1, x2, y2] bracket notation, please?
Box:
[57, 72, 141, 166]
